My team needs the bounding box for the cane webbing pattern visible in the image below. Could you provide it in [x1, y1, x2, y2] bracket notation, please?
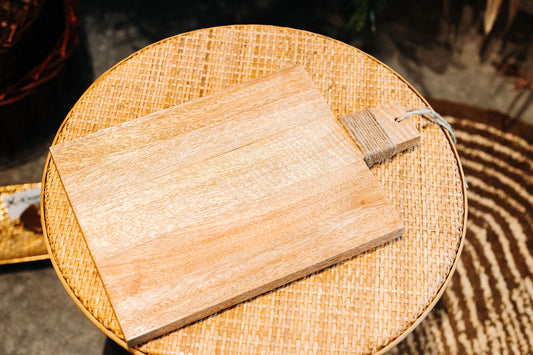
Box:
[42, 25, 466, 354]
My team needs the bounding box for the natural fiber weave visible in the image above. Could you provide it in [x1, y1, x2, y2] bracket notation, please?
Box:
[42, 25, 467, 354]
[388, 102, 533, 354]
[1, 183, 48, 265]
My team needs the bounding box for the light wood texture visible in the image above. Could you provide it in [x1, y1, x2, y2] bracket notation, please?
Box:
[49, 66, 404, 347]
[339, 101, 421, 167]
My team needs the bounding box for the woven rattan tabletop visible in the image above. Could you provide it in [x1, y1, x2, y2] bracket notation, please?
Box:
[42, 25, 467, 354]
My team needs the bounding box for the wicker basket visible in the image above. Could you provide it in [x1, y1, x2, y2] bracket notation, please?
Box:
[42, 25, 467, 354]
[0, 0, 78, 156]
[0, 183, 47, 264]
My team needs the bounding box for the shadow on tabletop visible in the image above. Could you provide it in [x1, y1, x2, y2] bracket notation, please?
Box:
[78, 0, 365, 46]
[0, 259, 52, 275]
[103, 338, 131, 355]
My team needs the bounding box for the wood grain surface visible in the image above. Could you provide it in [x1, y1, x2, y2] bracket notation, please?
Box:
[50, 66, 404, 347]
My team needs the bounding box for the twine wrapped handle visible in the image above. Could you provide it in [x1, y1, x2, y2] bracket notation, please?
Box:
[339, 101, 421, 167]
[339, 102, 457, 167]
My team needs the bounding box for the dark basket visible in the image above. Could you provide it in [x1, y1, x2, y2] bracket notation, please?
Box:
[0, 0, 79, 156]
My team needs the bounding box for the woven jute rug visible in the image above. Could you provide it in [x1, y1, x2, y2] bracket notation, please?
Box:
[388, 99, 533, 354]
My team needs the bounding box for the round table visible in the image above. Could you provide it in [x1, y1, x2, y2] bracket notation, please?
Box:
[42, 25, 467, 354]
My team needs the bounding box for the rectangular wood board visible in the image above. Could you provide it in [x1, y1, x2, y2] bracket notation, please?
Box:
[50, 66, 404, 347]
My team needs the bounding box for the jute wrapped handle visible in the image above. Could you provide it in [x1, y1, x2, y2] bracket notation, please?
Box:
[339, 101, 421, 167]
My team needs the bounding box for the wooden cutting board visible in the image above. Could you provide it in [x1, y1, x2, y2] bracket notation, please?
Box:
[50, 66, 404, 347]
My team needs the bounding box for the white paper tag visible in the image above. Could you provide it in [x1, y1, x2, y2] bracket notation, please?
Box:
[2, 187, 41, 220]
